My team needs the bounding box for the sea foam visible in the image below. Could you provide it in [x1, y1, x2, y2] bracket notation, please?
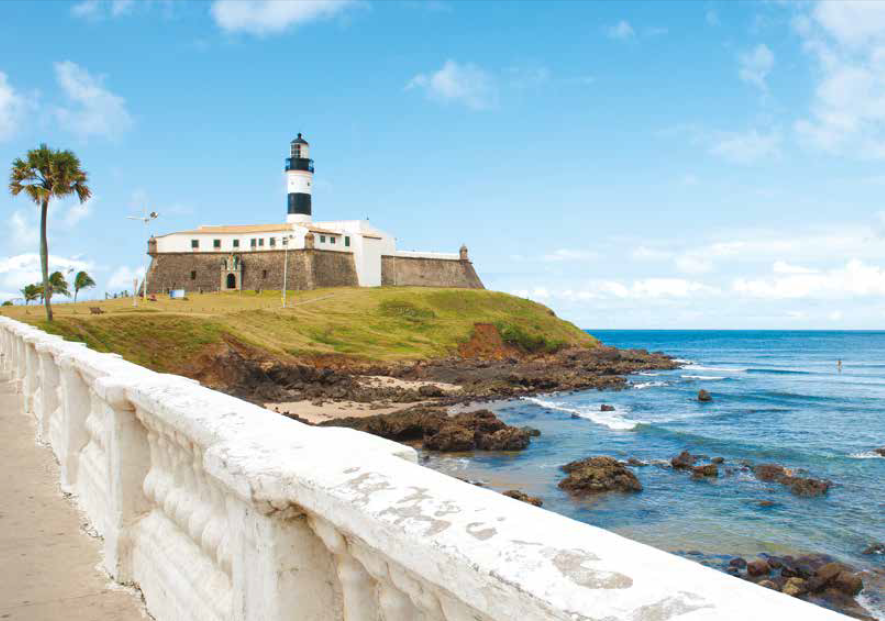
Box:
[849, 451, 884, 459]
[523, 397, 640, 431]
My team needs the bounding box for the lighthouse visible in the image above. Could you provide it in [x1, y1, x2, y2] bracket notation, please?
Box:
[285, 133, 314, 224]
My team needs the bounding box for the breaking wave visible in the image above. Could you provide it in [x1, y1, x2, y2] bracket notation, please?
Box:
[522, 397, 641, 431]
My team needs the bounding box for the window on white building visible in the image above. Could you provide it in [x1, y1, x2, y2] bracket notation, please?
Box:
[191, 239, 199, 249]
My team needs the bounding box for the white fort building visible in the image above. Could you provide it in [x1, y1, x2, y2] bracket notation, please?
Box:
[146, 135, 483, 293]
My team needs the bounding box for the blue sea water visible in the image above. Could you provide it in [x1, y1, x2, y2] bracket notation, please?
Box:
[425, 331, 885, 614]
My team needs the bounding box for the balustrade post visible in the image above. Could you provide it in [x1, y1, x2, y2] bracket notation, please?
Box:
[35, 344, 62, 440]
[93, 376, 153, 582]
[55, 355, 93, 489]
[228, 498, 340, 621]
[22, 336, 40, 415]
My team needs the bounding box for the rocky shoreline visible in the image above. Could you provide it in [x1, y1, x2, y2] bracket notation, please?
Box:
[216, 343, 678, 413]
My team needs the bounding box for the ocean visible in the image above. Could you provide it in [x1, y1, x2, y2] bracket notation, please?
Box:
[424, 330, 885, 616]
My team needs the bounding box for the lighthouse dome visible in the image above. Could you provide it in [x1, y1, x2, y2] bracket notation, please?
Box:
[291, 133, 309, 146]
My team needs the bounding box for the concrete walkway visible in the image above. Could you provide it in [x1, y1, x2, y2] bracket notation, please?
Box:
[0, 380, 147, 620]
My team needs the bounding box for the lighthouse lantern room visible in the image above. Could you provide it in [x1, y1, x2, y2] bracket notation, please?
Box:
[286, 133, 314, 224]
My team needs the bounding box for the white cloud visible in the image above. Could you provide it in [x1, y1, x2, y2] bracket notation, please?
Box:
[0, 72, 27, 141]
[710, 128, 781, 163]
[0, 254, 93, 294]
[733, 259, 885, 299]
[519, 278, 719, 302]
[211, 0, 357, 36]
[632, 246, 673, 261]
[772, 260, 817, 275]
[54, 61, 133, 140]
[607, 20, 635, 41]
[662, 123, 782, 164]
[738, 43, 774, 91]
[72, 0, 136, 18]
[108, 265, 145, 291]
[675, 254, 714, 274]
[507, 65, 551, 90]
[10, 211, 38, 250]
[541, 249, 596, 263]
[64, 197, 95, 227]
[812, 0, 885, 48]
[406, 60, 497, 110]
[828, 310, 844, 321]
[794, 1, 885, 157]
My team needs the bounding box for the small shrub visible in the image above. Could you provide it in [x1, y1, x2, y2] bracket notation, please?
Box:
[495, 322, 566, 354]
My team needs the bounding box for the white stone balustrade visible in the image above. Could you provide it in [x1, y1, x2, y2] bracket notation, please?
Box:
[0, 316, 850, 621]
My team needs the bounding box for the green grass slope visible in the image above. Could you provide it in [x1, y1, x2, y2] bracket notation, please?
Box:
[2, 287, 595, 372]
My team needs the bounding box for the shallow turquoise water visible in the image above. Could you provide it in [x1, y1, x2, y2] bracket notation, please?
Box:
[424, 331, 885, 614]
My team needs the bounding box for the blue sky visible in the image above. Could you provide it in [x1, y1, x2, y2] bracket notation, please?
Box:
[3, 0, 885, 329]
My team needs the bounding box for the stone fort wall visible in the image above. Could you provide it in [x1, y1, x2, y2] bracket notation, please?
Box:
[380, 255, 484, 289]
[144, 249, 358, 294]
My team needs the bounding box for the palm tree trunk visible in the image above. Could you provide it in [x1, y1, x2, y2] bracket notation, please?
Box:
[40, 198, 52, 322]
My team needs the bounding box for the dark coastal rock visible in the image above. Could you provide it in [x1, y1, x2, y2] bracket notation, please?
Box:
[558, 456, 643, 495]
[729, 557, 747, 569]
[626, 457, 648, 467]
[600, 404, 616, 412]
[862, 542, 885, 555]
[758, 500, 777, 508]
[698, 389, 712, 402]
[503, 489, 543, 507]
[475, 427, 532, 451]
[785, 476, 832, 497]
[875, 446, 885, 457]
[321, 407, 534, 453]
[711, 456, 725, 464]
[691, 464, 719, 479]
[816, 563, 864, 596]
[757, 579, 779, 591]
[747, 559, 771, 577]
[417, 384, 446, 398]
[752, 463, 832, 497]
[521, 426, 542, 437]
[670, 450, 699, 469]
[782, 577, 807, 597]
[424, 424, 474, 451]
[753, 463, 786, 481]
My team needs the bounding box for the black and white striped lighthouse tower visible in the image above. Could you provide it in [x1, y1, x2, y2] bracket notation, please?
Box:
[286, 133, 314, 224]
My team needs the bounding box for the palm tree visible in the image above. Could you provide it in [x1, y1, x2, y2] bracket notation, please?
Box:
[21, 284, 39, 305]
[48, 271, 70, 300]
[9, 145, 91, 321]
[73, 270, 96, 302]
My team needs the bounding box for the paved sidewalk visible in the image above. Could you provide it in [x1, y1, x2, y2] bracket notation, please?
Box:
[0, 380, 146, 620]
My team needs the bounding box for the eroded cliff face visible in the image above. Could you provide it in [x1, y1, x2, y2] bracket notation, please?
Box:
[173, 324, 675, 408]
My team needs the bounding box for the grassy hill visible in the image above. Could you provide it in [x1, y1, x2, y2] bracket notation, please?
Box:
[1, 288, 595, 373]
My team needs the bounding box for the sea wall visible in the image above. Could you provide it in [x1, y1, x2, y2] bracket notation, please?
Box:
[381, 255, 485, 289]
[144, 249, 358, 294]
[0, 317, 848, 621]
